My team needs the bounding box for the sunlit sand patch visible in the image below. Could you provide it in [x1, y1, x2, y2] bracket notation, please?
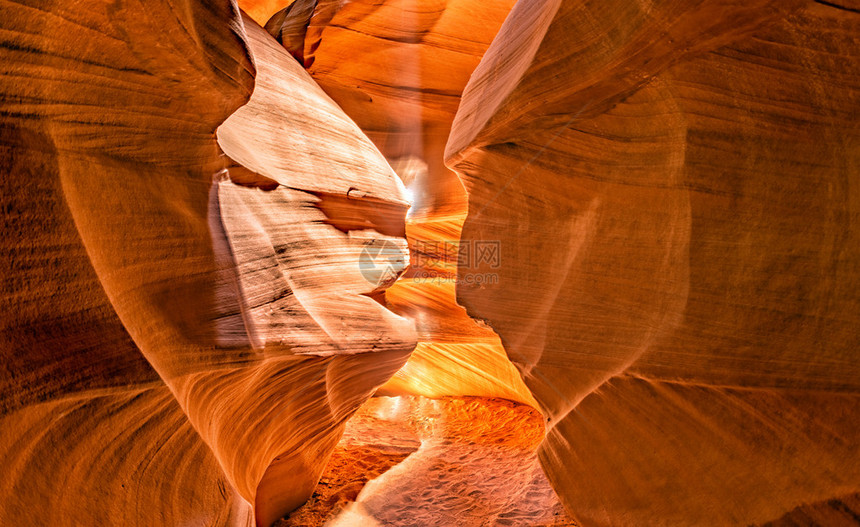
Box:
[277, 396, 576, 527]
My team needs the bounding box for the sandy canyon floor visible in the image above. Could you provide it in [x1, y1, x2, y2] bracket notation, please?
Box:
[276, 396, 576, 526]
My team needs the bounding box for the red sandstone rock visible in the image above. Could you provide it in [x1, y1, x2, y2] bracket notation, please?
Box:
[1, 3, 414, 526]
[3, 0, 860, 525]
[279, 0, 536, 405]
[448, 1, 860, 524]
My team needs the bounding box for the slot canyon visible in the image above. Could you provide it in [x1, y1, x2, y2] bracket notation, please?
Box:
[1, 0, 859, 526]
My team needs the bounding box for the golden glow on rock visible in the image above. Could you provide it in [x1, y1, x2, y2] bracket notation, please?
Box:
[275, 396, 571, 526]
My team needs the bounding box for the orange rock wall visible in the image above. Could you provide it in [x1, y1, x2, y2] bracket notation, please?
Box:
[4, 0, 860, 525]
[1, 3, 414, 526]
[448, 0, 860, 524]
[279, 0, 537, 405]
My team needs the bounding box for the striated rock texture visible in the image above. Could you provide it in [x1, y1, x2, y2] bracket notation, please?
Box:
[277, 396, 571, 526]
[448, 0, 860, 525]
[298, 0, 517, 214]
[5, 0, 859, 525]
[1, 2, 414, 526]
[269, 0, 537, 405]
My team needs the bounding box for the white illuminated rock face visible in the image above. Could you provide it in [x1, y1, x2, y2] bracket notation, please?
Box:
[277, 0, 538, 407]
[216, 17, 414, 360]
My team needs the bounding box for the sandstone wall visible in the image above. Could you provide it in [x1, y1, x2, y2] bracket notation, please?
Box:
[0, 3, 414, 526]
[448, 1, 860, 524]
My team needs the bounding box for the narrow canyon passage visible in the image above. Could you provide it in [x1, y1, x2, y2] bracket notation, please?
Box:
[276, 396, 575, 527]
[2, 2, 859, 527]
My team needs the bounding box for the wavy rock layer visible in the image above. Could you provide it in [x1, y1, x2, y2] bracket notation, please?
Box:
[270, 0, 536, 405]
[1, 3, 414, 526]
[281, 396, 571, 526]
[448, 1, 860, 525]
[381, 216, 537, 406]
[300, 0, 515, 214]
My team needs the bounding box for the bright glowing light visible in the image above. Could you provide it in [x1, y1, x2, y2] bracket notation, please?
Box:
[375, 395, 404, 421]
[404, 187, 414, 207]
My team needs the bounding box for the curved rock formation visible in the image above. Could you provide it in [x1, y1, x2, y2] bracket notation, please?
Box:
[300, 0, 517, 213]
[448, 0, 860, 525]
[4, 0, 860, 525]
[240, 0, 292, 25]
[282, 396, 569, 526]
[271, 0, 537, 405]
[1, 3, 414, 526]
[215, 19, 416, 524]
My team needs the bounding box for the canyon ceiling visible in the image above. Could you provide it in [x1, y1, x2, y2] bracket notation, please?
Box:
[1, 0, 859, 526]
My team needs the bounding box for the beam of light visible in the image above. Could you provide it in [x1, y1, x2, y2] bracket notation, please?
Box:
[404, 186, 415, 213]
